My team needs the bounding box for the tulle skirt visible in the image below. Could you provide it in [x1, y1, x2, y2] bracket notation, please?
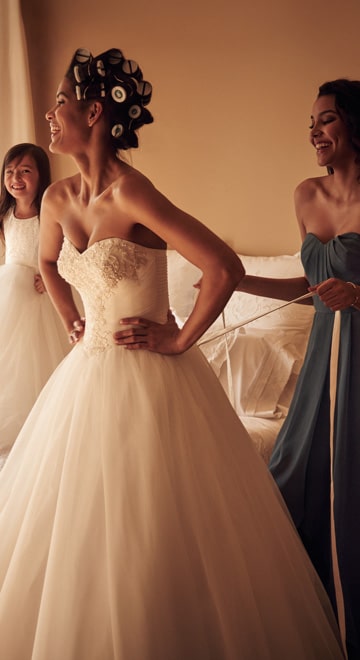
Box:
[0, 264, 69, 466]
[0, 339, 343, 659]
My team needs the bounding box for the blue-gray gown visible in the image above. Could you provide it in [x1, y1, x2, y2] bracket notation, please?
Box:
[269, 232, 360, 660]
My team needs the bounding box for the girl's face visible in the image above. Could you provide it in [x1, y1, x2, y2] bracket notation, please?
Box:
[309, 94, 355, 169]
[45, 77, 90, 155]
[4, 154, 40, 206]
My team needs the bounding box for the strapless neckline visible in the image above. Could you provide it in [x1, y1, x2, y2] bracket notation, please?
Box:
[304, 231, 360, 246]
[63, 235, 167, 257]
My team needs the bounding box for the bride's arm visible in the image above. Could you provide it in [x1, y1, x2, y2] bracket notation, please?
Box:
[39, 185, 83, 341]
[113, 173, 244, 354]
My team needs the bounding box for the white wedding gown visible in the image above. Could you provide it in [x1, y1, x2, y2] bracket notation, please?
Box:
[0, 212, 70, 467]
[0, 236, 344, 659]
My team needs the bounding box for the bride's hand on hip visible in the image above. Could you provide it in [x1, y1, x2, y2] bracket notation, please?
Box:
[113, 310, 181, 354]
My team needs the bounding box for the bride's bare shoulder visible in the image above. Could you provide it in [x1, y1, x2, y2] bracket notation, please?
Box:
[43, 174, 81, 204]
[115, 162, 155, 195]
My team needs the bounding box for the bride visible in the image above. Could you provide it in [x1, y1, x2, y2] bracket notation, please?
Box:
[0, 47, 344, 659]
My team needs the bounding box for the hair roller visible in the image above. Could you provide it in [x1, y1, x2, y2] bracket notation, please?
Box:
[66, 47, 154, 150]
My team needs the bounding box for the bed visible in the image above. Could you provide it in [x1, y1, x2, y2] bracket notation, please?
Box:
[167, 249, 315, 463]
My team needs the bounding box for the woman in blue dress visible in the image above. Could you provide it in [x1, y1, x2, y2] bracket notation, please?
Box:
[236, 79, 360, 659]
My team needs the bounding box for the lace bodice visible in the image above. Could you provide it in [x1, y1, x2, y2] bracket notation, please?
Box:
[3, 211, 39, 268]
[58, 237, 169, 355]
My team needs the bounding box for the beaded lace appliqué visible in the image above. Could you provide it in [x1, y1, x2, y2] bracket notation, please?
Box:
[58, 237, 148, 355]
[102, 241, 147, 286]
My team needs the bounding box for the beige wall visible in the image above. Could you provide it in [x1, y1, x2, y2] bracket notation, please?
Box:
[21, 0, 360, 255]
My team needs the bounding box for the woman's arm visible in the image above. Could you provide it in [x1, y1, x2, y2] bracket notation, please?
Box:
[236, 274, 311, 302]
[38, 184, 83, 340]
[114, 173, 245, 354]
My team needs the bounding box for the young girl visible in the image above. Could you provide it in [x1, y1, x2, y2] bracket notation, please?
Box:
[0, 143, 70, 468]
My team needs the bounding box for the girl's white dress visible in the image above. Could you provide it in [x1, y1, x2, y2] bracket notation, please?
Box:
[0, 236, 344, 659]
[0, 211, 70, 467]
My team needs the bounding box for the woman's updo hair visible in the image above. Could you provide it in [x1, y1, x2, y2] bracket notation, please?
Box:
[318, 78, 360, 161]
[65, 48, 154, 151]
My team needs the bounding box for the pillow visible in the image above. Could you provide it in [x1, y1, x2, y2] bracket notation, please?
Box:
[167, 249, 313, 419]
[223, 253, 314, 332]
[167, 249, 314, 332]
[199, 327, 245, 377]
[217, 330, 296, 418]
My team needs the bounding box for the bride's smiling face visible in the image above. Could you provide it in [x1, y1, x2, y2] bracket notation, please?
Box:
[45, 77, 90, 155]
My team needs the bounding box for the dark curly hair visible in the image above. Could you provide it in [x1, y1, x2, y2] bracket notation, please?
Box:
[0, 143, 51, 237]
[318, 79, 360, 172]
[65, 48, 154, 152]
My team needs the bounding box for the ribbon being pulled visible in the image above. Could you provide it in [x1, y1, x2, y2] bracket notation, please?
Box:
[198, 291, 315, 347]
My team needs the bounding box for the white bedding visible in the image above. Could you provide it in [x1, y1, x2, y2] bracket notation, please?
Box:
[167, 249, 314, 462]
[240, 416, 285, 464]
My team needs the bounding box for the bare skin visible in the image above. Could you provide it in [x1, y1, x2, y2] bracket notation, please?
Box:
[4, 154, 46, 294]
[39, 77, 244, 353]
[236, 93, 360, 311]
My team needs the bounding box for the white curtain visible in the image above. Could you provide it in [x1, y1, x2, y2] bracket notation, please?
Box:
[0, 0, 36, 156]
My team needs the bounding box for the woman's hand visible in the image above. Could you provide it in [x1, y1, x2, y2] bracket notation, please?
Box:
[34, 273, 46, 294]
[113, 310, 181, 354]
[309, 277, 358, 311]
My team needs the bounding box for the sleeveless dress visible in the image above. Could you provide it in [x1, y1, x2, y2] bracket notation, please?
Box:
[0, 211, 70, 468]
[0, 236, 344, 660]
[269, 232, 360, 659]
